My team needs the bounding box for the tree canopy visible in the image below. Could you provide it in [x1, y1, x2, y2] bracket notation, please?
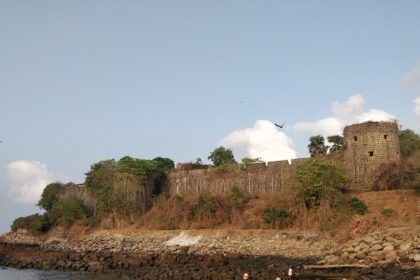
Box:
[308, 135, 329, 157]
[208, 146, 236, 166]
[292, 158, 348, 208]
[327, 135, 344, 154]
[399, 129, 420, 158]
[37, 182, 65, 211]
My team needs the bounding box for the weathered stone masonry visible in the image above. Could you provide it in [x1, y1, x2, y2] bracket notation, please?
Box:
[168, 121, 401, 196]
[167, 158, 307, 196]
[343, 121, 400, 191]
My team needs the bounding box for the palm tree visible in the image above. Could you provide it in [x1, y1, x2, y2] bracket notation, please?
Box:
[308, 135, 329, 157]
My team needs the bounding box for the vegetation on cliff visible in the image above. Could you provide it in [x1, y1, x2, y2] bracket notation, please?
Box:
[10, 156, 174, 232]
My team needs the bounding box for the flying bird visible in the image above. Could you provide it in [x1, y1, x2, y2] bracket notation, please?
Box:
[274, 122, 285, 129]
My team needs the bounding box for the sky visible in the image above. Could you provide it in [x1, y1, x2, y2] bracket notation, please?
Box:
[1, 1, 420, 233]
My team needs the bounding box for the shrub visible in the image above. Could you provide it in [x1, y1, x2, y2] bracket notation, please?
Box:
[11, 214, 51, 232]
[227, 185, 244, 204]
[48, 197, 90, 227]
[11, 216, 31, 232]
[381, 208, 396, 217]
[31, 214, 50, 232]
[263, 207, 291, 229]
[193, 195, 216, 220]
[349, 197, 368, 215]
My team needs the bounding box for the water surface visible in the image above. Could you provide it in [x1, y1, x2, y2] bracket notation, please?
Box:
[0, 267, 124, 280]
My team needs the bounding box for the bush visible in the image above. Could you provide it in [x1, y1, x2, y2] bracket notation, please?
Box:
[193, 195, 216, 220]
[31, 214, 50, 232]
[11, 214, 51, 232]
[381, 208, 395, 217]
[263, 207, 291, 229]
[227, 185, 244, 204]
[11, 216, 31, 232]
[48, 197, 90, 227]
[349, 197, 368, 215]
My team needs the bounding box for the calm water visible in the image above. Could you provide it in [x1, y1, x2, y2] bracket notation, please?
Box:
[0, 267, 128, 280]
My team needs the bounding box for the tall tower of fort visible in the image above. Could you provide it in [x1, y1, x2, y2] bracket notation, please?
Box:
[343, 121, 400, 191]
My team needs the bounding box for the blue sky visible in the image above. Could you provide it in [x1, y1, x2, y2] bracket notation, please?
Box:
[1, 1, 419, 233]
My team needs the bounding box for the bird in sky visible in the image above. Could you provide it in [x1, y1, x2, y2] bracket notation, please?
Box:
[274, 122, 285, 129]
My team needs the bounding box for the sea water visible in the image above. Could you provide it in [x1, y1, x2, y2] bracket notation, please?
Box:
[0, 267, 122, 280]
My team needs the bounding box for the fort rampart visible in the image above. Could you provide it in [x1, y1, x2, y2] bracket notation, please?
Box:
[168, 121, 401, 196]
[60, 121, 402, 210]
[167, 158, 308, 197]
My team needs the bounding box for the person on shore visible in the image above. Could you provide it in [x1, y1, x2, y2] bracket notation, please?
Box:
[288, 266, 293, 280]
[243, 272, 249, 279]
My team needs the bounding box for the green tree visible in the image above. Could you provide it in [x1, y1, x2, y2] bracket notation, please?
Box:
[327, 135, 344, 154]
[85, 160, 117, 193]
[308, 135, 329, 157]
[153, 157, 175, 171]
[399, 129, 420, 158]
[292, 158, 348, 208]
[37, 182, 64, 211]
[48, 197, 90, 227]
[208, 146, 236, 166]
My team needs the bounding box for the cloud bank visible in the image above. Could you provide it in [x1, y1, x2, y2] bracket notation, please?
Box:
[220, 120, 297, 162]
[292, 94, 396, 137]
[7, 160, 66, 204]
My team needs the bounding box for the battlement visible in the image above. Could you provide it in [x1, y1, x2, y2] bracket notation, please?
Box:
[167, 158, 310, 196]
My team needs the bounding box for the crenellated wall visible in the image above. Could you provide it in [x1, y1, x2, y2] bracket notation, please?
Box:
[168, 121, 401, 196]
[167, 158, 307, 196]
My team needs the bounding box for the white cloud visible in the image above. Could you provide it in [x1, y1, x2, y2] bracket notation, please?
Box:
[356, 109, 396, 123]
[292, 94, 395, 138]
[292, 117, 343, 137]
[402, 63, 420, 117]
[415, 97, 420, 116]
[220, 120, 297, 162]
[7, 160, 66, 204]
[332, 94, 364, 119]
[402, 63, 420, 92]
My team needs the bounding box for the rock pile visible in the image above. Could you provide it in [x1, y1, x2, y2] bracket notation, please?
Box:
[321, 227, 420, 271]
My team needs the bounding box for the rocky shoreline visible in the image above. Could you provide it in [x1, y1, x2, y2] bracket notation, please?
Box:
[0, 227, 419, 279]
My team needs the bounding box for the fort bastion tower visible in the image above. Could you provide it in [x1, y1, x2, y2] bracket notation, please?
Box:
[343, 121, 400, 191]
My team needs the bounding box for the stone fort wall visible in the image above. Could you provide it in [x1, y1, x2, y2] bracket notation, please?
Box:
[343, 121, 400, 191]
[168, 121, 401, 196]
[167, 158, 310, 196]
